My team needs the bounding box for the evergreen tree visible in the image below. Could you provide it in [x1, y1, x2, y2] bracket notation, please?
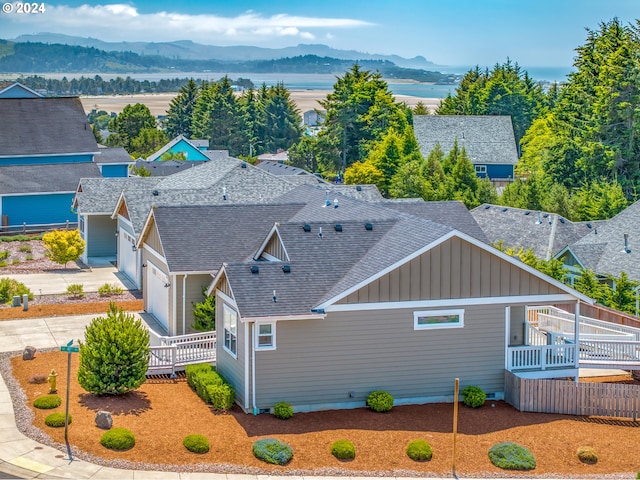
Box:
[261, 82, 302, 153]
[108, 103, 156, 152]
[164, 78, 200, 139]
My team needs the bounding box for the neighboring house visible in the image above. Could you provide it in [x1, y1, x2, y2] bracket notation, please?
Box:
[145, 135, 211, 162]
[131, 159, 208, 176]
[303, 109, 325, 126]
[255, 160, 316, 177]
[209, 208, 590, 414]
[556, 200, 640, 285]
[470, 204, 601, 260]
[136, 203, 305, 335]
[94, 146, 134, 178]
[0, 81, 42, 98]
[257, 151, 288, 163]
[0, 95, 129, 226]
[413, 115, 519, 180]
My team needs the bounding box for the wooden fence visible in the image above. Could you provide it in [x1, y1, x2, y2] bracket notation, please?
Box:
[505, 370, 640, 420]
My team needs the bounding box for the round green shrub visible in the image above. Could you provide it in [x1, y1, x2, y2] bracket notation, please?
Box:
[577, 446, 597, 464]
[462, 385, 486, 408]
[252, 438, 293, 465]
[406, 439, 433, 461]
[366, 390, 394, 412]
[331, 439, 356, 460]
[100, 427, 136, 451]
[44, 412, 71, 428]
[183, 434, 210, 454]
[488, 442, 536, 470]
[273, 401, 294, 420]
[33, 394, 62, 409]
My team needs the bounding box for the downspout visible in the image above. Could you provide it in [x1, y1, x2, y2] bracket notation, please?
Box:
[574, 301, 580, 382]
[251, 322, 257, 415]
[172, 274, 177, 337]
[244, 319, 250, 412]
[182, 274, 188, 336]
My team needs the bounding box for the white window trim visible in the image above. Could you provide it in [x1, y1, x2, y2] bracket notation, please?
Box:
[413, 309, 464, 330]
[223, 302, 238, 358]
[254, 321, 276, 351]
[475, 165, 487, 174]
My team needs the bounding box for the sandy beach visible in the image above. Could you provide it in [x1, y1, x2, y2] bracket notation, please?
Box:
[80, 90, 440, 117]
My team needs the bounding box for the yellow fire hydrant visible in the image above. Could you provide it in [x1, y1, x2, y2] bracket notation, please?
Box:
[47, 369, 58, 394]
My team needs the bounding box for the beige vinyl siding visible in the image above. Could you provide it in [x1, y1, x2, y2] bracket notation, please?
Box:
[339, 236, 564, 304]
[262, 234, 287, 261]
[214, 283, 246, 407]
[174, 273, 213, 336]
[252, 304, 508, 410]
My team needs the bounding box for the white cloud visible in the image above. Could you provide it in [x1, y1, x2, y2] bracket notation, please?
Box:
[1, 3, 373, 45]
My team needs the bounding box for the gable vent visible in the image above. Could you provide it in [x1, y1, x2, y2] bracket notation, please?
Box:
[364, 223, 373, 231]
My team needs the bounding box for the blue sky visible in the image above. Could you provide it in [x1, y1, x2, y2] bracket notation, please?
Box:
[0, 0, 637, 67]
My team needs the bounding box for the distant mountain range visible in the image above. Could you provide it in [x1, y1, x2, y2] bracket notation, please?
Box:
[11, 33, 436, 70]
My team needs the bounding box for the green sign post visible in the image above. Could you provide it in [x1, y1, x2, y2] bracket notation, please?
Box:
[60, 340, 78, 461]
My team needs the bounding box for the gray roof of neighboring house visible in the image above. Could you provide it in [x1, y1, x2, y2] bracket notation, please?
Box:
[223, 216, 454, 317]
[0, 162, 102, 194]
[569, 200, 640, 281]
[151, 204, 305, 273]
[94, 147, 134, 164]
[132, 159, 208, 176]
[0, 97, 98, 156]
[256, 161, 314, 176]
[470, 204, 602, 259]
[203, 150, 230, 160]
[75, 177, 160, 214]
[384, 200, 488, 243]
[413, 115, 519, 165]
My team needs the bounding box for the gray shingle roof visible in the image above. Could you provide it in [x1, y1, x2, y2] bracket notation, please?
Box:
[413, 115, 518, 165]
[384, 200, 488, 243]
[94, 147, 134, 164]
[152, 204, 305, 272]
[75, 177, 160, 214]
[0, 162, 101, 194]
[570, 200, 640, 282]
[471, 204, 601, 259]
[132, 159, 208, 176]
[0, 97, 98, 156]
[255, 161, 313, 176]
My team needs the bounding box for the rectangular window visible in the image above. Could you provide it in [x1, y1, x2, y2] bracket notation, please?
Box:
[255, 322, 276, 350]
[223, 303, 238, 357]
[414, 309, 464, 330]
[475, 165, 487, 174]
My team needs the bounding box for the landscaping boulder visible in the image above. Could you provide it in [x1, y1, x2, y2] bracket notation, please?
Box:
[95, 411, 113, 430]
[22, 346, 36, 360]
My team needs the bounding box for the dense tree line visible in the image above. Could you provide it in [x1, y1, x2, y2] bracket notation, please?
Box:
[14, 75, 253, 96]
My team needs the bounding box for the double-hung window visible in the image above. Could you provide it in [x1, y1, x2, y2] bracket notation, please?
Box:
[255, 322, 276, 350]
[414, 309, 464, 330]
[223, 303, 238, 357]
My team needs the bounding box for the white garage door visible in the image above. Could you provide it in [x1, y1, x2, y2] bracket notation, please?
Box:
[146, 261, 170, 332]
[119, 231, 137, 284]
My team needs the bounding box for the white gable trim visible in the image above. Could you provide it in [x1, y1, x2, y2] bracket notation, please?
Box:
[553, 245, 587, 270]
[315, 230, 593, 311]
[0, 82, 43, 98]
[253, 224, 290, 262]
[324, 294, 581, 313]
[146, 135, 202, 162]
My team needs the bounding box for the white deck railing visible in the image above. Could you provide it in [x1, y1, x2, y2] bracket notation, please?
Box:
[146, 331, 217, 376]
[508, 344, 577, 371]
[578, 340, 640, 362]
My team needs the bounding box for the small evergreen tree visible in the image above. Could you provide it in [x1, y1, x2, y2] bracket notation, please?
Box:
[192, 287, 216, 332]
[78, 303, 150, 395]
[42, 230, 85, 267]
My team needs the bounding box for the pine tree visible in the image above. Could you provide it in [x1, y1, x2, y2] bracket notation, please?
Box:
[164, 79, 200, 139]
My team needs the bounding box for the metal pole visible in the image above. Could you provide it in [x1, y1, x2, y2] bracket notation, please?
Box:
[64, 350, 73, 462]
[452, 378, 459, 477]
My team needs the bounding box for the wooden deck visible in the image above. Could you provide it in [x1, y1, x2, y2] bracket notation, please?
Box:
[146, 330, 216, 376]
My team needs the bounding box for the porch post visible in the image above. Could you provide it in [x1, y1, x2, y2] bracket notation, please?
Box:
[574, 301, 580, 381]
[504, 306, 510, 369]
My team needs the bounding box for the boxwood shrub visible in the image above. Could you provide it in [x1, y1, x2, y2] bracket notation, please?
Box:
[183, 434, 210, 453]
[185, 363, 214, 389]
[406, 439, 433, 461]
[273, 401, 294, 420]
[45, 412, 71, 428]
[488, 442, 536, 470]
[331, 439, 356, 460]
[100, 427, 136, 451]
[206, 383, 235, 411]
[462, 385, 486, 408]
[33, 394, 62, 409]
[252, 438, 293, 465]
[577, 446, 598, 464]
[366, 390, 394, 412]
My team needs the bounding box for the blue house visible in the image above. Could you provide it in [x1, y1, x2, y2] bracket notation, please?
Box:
[413, 115, 519, 181]
[0, 81, 42, 99]
[0, 89, 131, 228]
[145, 135, 210, 162]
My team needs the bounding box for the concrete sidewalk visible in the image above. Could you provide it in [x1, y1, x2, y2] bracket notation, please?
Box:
[7, 264, 136, 296]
